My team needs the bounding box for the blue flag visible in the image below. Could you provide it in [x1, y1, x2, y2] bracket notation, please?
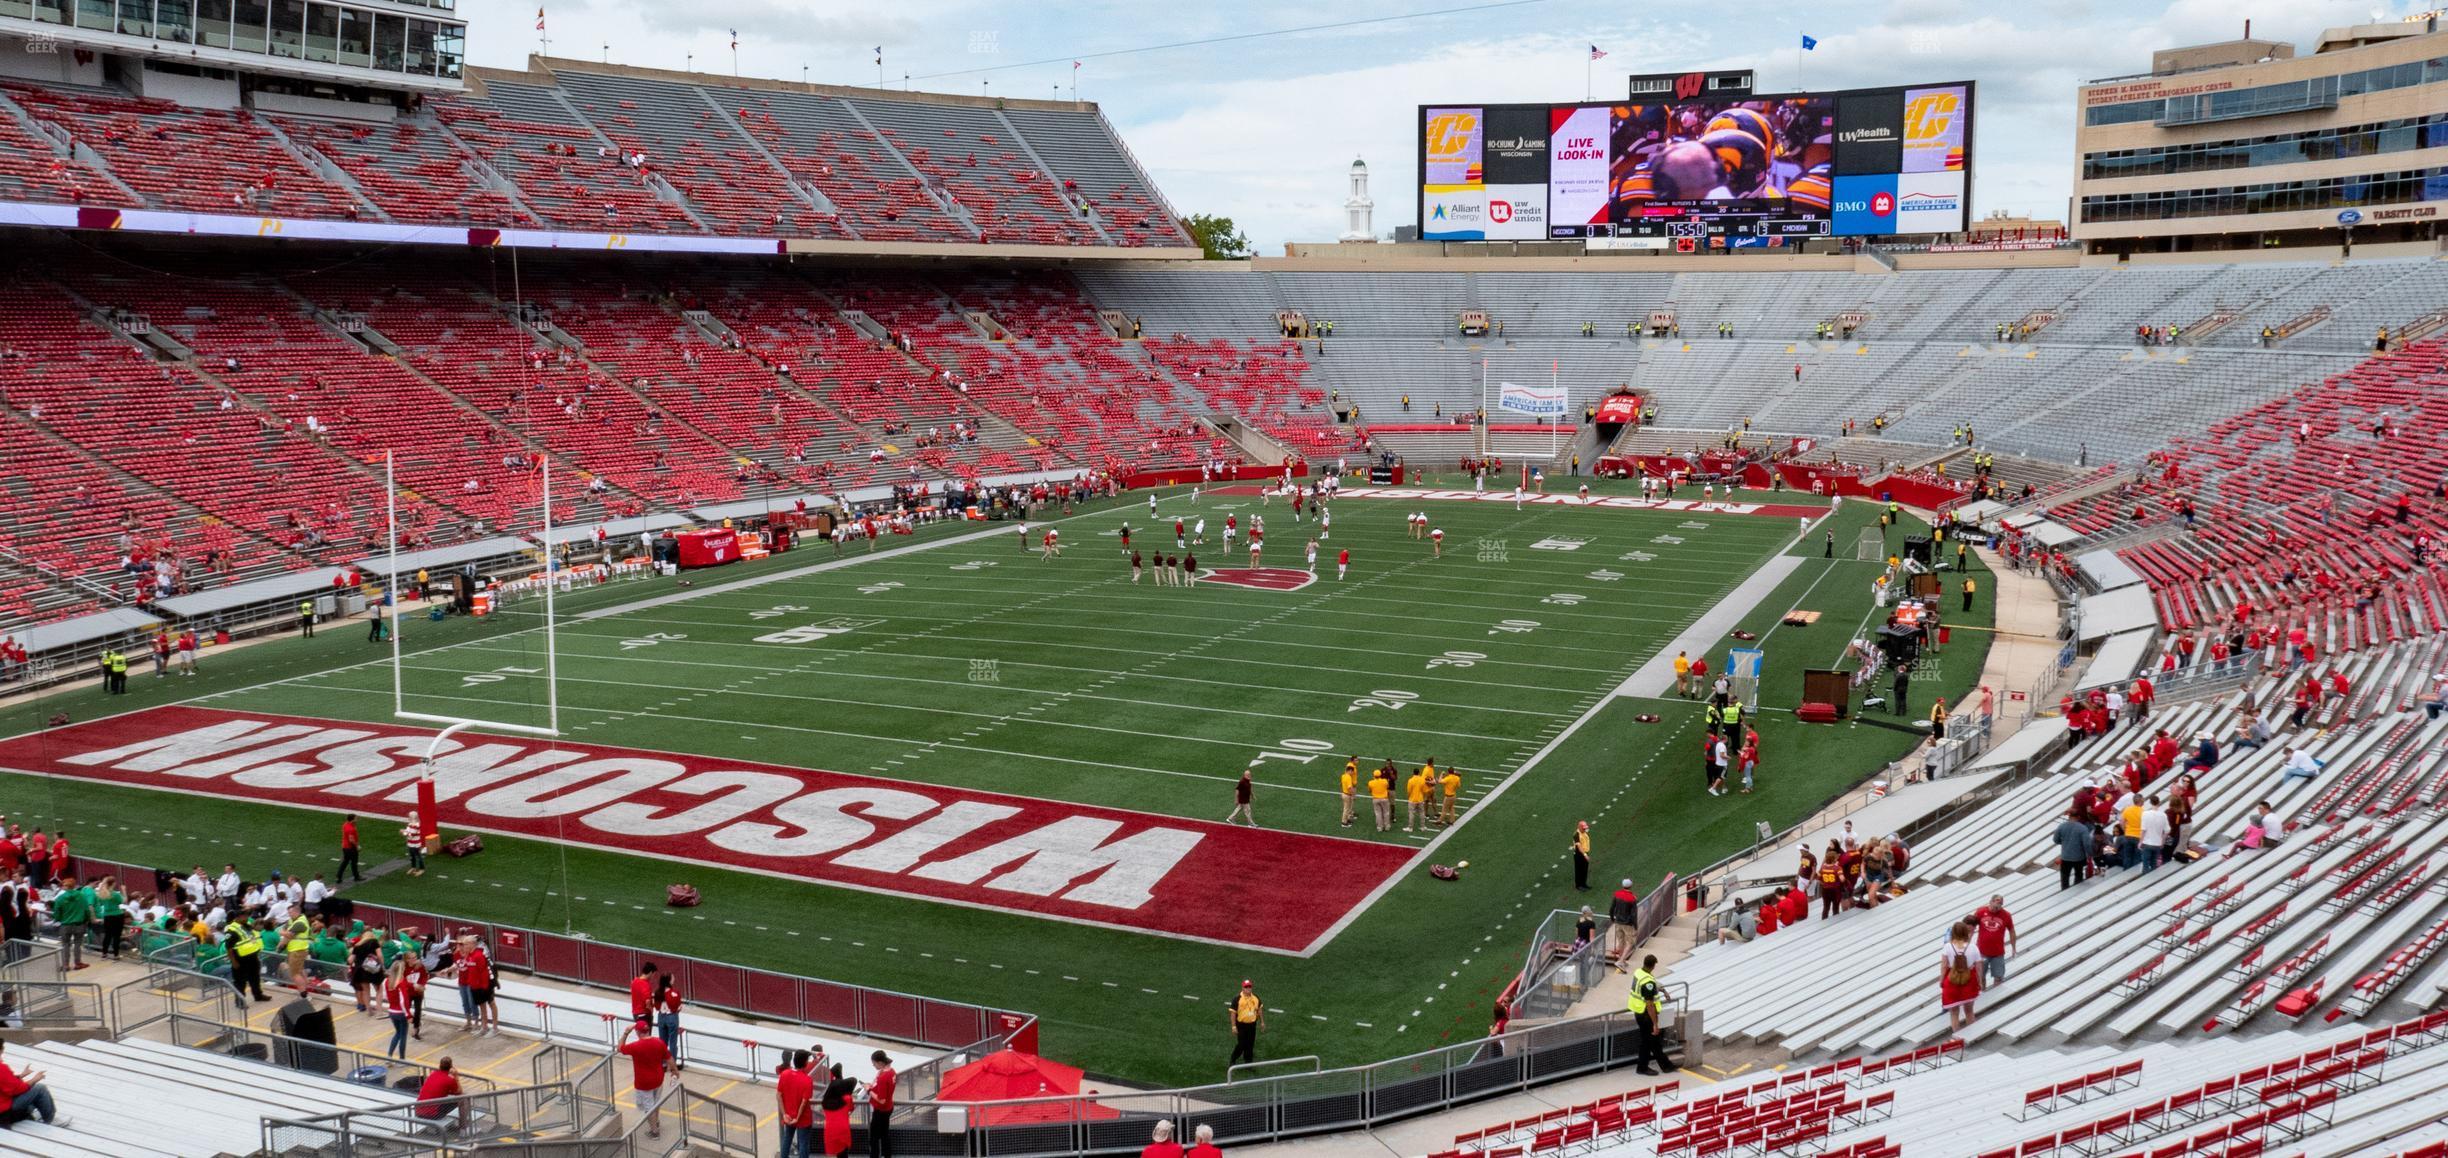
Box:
[1801, 34, 1818, 50]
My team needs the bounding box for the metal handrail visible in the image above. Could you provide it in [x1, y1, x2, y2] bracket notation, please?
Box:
[1227, 1055, 1320, 1081]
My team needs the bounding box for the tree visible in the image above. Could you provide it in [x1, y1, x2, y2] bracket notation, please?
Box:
[1181, 213, 1251, 260]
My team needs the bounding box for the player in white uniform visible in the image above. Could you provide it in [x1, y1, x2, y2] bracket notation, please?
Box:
[1577, 483, 1591, 503]
[1147, 491, 1158, 516]
[1015, 521, 1029, 552]
[1305, 538, 1319, 573]
[1193, 517, 1206, 545]
[1041, 528, 1061, 560]
[1430, 527, 1445, 557]
[1222, 522, 1235, 551]
[1512, 484, 1524, 511]
[1318, 508, 1331, 540]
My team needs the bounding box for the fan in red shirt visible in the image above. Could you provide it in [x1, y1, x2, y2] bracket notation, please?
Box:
[1971, 895, 2017, 985]
[415, 1058, 470, 1128]
[776, 1051, 818, 1156]
[620, 1023, 671, 1139]
[629, 961, 658, 1031]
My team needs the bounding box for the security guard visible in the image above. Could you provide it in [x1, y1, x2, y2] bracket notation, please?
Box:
[1338, 757, 1359, 828]
[283, 913, 314, 989]
[226, 918, 270, 1001]
[298, 598, 317, 637]
[1722, 698, 1744, 734]
[1963, 575, 1978, 614]
[1628, 954, 1674, 1074]
[1884, 499, 1900, 528]
[1227, 980, 1264, 1068]
[104, 647, 128, 694]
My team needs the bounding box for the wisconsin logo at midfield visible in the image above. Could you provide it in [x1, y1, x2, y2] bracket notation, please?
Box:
[1195, 567, 1315, 592]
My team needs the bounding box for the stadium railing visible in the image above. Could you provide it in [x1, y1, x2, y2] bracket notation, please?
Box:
[0, 978, 108, 1032]
[1507, 873, 1679, 1020]
[889, 1007, 1667, 1157]
[72, 855, 1041, 1076]
[168, 1009, 496, 1101]
[260, 1046, 611, 1157]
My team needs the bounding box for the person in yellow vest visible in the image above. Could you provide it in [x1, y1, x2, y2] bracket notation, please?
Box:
[107, 647, 128, 694]
[1403, 765, 1430, 832]
[1962, 575, 1978, 613]
[1722, 699, 1743, 733]
[1337, 758, 1359, 829]
[1440, 765, 1463, 825]
[1571, 820, 1592, 891]
[1368, 762, 1394, 832]
[1628, 954, 1674, 1074]
[284, 914, 314, 992]
[226, 917, 270, 1001]
[299, 599, 317, 637]
[1227, 980, 1264, 1068]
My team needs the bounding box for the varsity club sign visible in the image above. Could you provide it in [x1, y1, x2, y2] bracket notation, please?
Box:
[0, 708, 1411, 955]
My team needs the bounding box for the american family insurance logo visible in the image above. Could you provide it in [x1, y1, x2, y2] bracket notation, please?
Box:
[0, 708, 1410, 954]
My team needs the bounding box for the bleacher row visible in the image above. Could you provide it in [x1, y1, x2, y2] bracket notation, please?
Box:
[0, 63, 1187, 249]
[0, 253, 1313, 631]
[1422, 1012, 2448, 1158]
[2044, 340, 2448, 643]
[0, 1036, 415, 1158]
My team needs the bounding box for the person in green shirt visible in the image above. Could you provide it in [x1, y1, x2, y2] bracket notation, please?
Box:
[310, 927, 351, 971]
[46, 877, 92, 971]
[91, 877, 125, 961]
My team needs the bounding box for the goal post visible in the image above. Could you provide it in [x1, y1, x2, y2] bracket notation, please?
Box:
[1856, 527, 1885, 562]
[387, 451, 563, 743]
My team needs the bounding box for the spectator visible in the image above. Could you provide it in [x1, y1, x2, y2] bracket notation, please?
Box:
[414, 1057, 470, 1131]
[777, 1051, 817, 1158]
[866, 1050, 896, 1158]
[2279, 747, 2325, 784]
[0, 1040, 59, 1128]
[1140, 1120, 1184, 1158]
[1972, 895, 2016, 984]
[1939, 920, 1982, 1033]
[1714, 899, 1758, 944]
[1574, 905, 1598, 948]
[821, 1063, 857, 1158]
[620, 1023, 671, 1140]
[1607, 879, 1641, 971]
[2055, 809, 2093, 890]
[1186, 1124, 1223, 1158]
[2140, 797, 2171, 872]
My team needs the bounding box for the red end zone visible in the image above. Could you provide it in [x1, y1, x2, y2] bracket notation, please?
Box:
[0, 707, 1410, 955]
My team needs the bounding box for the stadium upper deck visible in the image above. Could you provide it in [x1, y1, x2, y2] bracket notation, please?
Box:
[0, 56, 1192, 251]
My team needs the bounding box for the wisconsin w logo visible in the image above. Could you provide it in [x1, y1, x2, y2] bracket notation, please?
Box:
[1195, 568, 1316, 592]
[1674, 72, 1705, 101]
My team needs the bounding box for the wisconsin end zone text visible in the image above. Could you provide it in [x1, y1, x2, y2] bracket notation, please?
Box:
[0, 707, 1412, 954]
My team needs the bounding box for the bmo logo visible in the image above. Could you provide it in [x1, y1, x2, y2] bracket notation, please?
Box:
[1489, 200, 1514, 223]
[1870, 191, 1895, 218]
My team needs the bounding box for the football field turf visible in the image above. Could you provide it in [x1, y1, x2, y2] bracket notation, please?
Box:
[0, 481, 1992, 1084]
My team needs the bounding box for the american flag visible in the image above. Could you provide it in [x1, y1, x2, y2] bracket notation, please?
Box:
[1589, 44, 1607, 60]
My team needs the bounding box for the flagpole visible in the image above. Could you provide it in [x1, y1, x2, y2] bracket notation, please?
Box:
[1551, 359, 1560, 460]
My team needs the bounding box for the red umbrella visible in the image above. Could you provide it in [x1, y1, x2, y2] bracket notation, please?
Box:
[934, 1049, 1119, 1126]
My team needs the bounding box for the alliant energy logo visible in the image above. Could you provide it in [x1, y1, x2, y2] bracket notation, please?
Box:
[0, 708, 1410, 954]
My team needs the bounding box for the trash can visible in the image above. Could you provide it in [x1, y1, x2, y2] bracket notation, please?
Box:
[349, 1065, 390, 1087]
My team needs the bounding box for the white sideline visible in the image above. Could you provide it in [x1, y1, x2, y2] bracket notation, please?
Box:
[1616, 555, 1811, 698]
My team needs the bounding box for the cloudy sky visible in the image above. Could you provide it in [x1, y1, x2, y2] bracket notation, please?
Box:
[466, 0, 2412, 252]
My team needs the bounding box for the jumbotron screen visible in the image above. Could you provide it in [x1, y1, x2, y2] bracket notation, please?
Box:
[1417, 82, 1972, 244]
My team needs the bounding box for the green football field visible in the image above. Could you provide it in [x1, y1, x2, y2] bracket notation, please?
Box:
[0, 480, 1991, 1085]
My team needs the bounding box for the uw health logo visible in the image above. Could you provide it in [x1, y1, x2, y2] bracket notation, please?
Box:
[1196, 567, 1316, 592]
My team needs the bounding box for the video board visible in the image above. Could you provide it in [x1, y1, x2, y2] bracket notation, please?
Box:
[1418, 82, 1971, 243]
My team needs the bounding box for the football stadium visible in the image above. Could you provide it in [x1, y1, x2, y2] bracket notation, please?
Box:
[1, 2, 2447, 1155]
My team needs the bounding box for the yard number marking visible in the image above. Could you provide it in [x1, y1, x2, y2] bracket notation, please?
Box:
[1348, 690, 1420, 713]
